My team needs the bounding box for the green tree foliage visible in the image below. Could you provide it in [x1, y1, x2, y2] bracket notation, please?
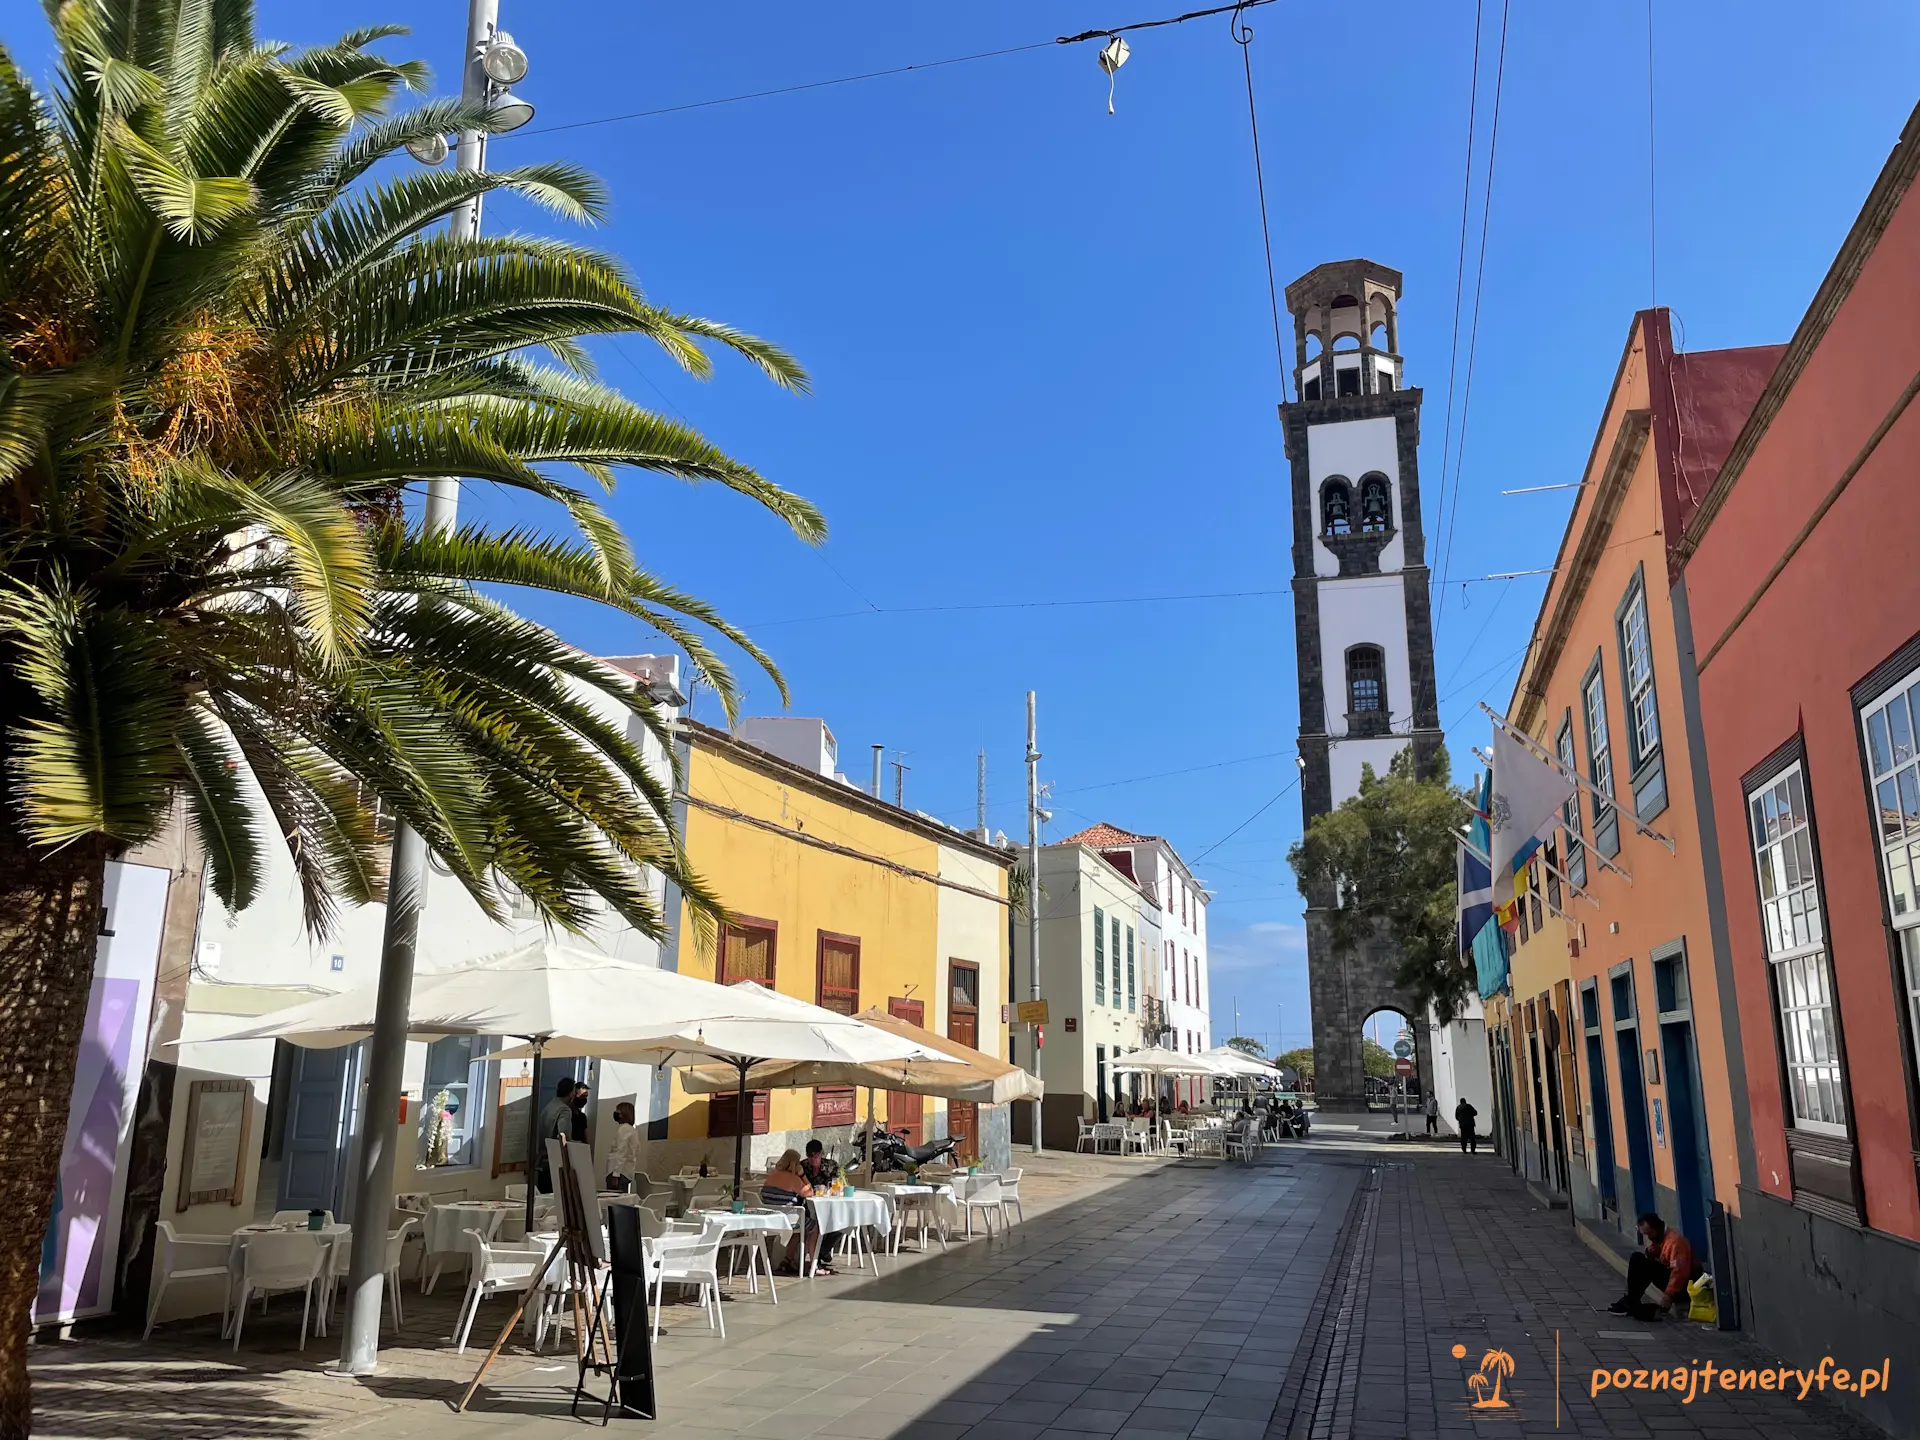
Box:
[1224, 1036, 1265, 1056]
[1275, 1046, 1314, 1076]
[0, 5, 818, 1425]
[1287, 747, 1473, 1030]
[1361, 1037, 1397, 1079]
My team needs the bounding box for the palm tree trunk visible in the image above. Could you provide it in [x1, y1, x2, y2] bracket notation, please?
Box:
[0, 826, 112, 1439]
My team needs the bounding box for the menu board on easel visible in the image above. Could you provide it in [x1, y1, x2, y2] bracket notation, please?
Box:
[492, 1075, 532, 1177]
[178, 1079, 252, 1210]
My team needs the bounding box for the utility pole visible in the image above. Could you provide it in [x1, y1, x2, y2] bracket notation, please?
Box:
[338, 0, 517, 1375]
[976, 749, 988, 837]
[1025, 691, 1043, 1155]
[892, 755, 910, 809]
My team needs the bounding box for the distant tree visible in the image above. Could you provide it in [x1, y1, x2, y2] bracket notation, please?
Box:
[1276, 1047, 1315, 1076]
[1224, 1036, 1265, 1056]
[1362, 1038, 1397, 1079]
[1286, 746, 1474, 1025]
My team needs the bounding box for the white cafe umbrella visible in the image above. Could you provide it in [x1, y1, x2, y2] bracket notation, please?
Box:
[1111, 1047, 1228, 1131]
[1202, 1045, 1280, 1080]
[491, 981, 946, 1202]
[189, 941, 934, 1221]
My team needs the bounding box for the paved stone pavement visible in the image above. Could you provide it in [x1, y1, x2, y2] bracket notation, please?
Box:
[30, 1142, 1891, 1439]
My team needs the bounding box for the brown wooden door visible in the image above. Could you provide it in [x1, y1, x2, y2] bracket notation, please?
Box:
[947, 962, 980, 1160]
[814, 934, 860, 1129]
[886, 997, 925, 1145]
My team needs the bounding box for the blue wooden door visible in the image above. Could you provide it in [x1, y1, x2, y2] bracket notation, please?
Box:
[277, 1045, 359, 1218]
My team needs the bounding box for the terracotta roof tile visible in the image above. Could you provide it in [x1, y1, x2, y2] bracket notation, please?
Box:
[1059, 821, 1157, 848]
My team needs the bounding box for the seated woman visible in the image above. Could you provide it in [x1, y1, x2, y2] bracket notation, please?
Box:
[760, 1149, 833, 1276]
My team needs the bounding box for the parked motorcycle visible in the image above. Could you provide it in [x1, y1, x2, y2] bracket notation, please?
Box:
[850, 1126, 959, 1173]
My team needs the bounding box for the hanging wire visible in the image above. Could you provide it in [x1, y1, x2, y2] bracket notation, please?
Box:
[1428, 0, 1485, 613]
[1232, 3, 1291, 403]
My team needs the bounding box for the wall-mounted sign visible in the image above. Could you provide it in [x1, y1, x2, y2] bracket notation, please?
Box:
[492, 1075, 533, 1177]
[1064, 1017, 1078, 1033]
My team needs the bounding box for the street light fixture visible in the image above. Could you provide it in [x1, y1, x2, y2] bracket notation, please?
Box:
[484, 87, 535, 131]
[405, 133, 451, 166]
[479, 29, 528, 84]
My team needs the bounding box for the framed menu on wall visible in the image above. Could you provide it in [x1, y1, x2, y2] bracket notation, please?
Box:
[178, 1078, 251, 1210]
[493, 1075, 532, 1177]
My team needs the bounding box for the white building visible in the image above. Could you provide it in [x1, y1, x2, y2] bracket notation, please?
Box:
[1058, 823, 1213, 1105]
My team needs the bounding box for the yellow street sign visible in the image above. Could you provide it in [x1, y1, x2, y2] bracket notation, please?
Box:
[1015, 1000, 1050, 1026]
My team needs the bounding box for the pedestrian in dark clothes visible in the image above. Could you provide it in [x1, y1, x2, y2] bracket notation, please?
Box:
[1424, 1092, 1439, 1136]
[1454, 1097, 1479, 1154]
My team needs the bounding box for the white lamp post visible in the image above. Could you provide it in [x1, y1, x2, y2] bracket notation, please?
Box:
[335, 0, 529, 1375]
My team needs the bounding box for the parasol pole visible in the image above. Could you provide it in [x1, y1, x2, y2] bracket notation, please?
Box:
[731, 1057, 751, 1203]
[863, 1087, 876, 1183]
[524, 1038, 544, 1235]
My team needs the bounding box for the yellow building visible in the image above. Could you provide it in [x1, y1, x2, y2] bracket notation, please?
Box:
[659, 719, 1013, 1170]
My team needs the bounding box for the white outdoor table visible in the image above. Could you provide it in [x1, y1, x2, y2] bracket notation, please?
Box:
[873, 1183, 954, 1252]
[225, 1224, 346, 1337]
[801, 1193, 890, 1276]
[420, 1200, 516, 1291]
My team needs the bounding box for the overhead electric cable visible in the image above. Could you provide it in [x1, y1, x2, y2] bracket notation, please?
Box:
[1192, 774, 1301, 863]
[1432, 0, 1513, 635]
[1427, 0, 1486, 613]
[514, 1, 1282, 140]
[1231, 4, 1291, 402]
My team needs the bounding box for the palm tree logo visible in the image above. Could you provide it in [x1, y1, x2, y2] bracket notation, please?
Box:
[1462, 1347, 1514, 1408]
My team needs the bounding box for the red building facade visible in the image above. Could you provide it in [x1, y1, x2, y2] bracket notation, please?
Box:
[1677, 101, 1920, 1437]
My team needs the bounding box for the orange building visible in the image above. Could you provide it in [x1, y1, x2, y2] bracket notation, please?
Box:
[1496, 309, 1778, 1282]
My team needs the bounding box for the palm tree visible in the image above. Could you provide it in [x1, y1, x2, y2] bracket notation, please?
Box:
[0, 3, 821, 1426]
[1475, 1348, 1515, 1407]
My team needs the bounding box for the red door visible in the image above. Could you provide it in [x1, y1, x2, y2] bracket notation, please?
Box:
[947, 962, 980, 1161]
[887, 997, 925, 1145]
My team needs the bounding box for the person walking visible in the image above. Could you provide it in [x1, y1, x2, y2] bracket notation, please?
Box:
[1454, 1097, 1479, 1154]
[1424, 1091, 1439, 1136]
[534, 1073, 576, 1194]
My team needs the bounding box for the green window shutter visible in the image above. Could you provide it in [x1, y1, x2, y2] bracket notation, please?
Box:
[1111, 917, 1122, 1007]
[1126, 927, 1136, 1011]
[1093, 906, 1106, 1007]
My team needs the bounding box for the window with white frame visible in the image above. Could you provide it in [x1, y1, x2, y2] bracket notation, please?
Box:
[1748, 763, 1846, 1134]
[1620, 586, 1661, 762]
[418, 1035, 493, 1169]
[1583, 666, 1620, 855]
[1862, 668, 1920, 1081]
[1093, 906, 1106, 1007]
[1558, 718, 1587, 889]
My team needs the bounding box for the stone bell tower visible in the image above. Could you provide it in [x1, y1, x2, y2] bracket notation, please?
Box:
[1283, 259, 1444, 1111]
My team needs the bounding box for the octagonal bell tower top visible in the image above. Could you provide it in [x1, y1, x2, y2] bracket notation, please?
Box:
[1284, 259, 1404, 403]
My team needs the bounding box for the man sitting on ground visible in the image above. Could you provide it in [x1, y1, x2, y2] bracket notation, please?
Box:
[1608, 1212, 1697, 1320]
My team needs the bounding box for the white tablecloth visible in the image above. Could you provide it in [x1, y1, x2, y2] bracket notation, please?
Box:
[227, 1223, 347, 1276]
[805, 1193, 891, 1238]
[698, 1209, 796, 1237]
[424, 1201, 515, 1255]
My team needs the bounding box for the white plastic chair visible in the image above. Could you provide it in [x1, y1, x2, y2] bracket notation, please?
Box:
[960, 1177, 1004, 1239]
[1074, 1117, 1097, 1153]
[1224, 1121, 1256, 1162]
[649, 1216, 726, 1341]
[886, 1188, 948, 1254]
[269, 1209, 333, 1229]
[688, 1177, 732, 1211]
[144, 1222, 231, 1341]
[452, 1229, 549, 1354]
[322, 1219, 415, 1335]
[1122, 1120, 1150, 1156]
[717, 1222, 779, 1304]
[998, 1169, 1026, 1227]
[230, 1231, 326, 1352]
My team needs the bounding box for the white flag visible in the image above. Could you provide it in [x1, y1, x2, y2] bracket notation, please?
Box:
[1488, 722, 1577, 880]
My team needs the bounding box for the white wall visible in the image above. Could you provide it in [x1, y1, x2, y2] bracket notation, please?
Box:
[1308, 416, 1405, 577]
[1317, 576, 1413, 740]
[1427, 994, 1492, 1136]
[1328, 735, 1412, 808]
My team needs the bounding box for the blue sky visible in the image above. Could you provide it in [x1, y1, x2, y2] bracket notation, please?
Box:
[12, 1, 1919, 1056]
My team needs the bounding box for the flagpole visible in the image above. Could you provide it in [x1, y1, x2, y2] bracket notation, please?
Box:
[1478, 702, 1676, 853]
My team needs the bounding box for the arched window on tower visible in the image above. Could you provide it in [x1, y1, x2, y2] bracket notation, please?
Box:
[1359, 475, 1392, 533]
[1321, 479, 1353, 536]
[1346, 645, 1385, 719]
